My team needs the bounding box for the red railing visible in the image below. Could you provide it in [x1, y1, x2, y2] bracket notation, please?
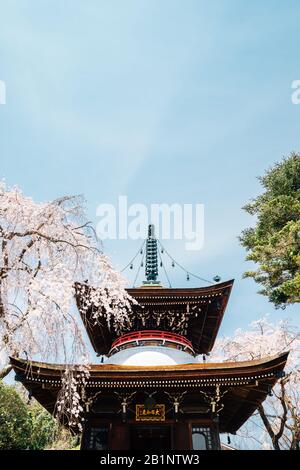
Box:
[110, 330, 193, 350]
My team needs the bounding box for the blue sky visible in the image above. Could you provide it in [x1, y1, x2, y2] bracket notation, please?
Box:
[1, 0, 299, 339]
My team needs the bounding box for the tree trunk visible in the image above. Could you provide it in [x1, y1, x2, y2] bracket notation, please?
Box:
[258, 404, 281, 450]
[0, 364, 12, 379]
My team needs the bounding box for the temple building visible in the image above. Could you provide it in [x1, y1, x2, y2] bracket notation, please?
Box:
[10, 225, 288, 450]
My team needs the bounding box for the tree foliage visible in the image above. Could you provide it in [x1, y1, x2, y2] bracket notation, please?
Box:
[0, 381, 76, 450]
[0, 182, 133, 429]
[212, 318, 300, 450]
[240, 153, 300, 307]
[0, 381, 31, 449]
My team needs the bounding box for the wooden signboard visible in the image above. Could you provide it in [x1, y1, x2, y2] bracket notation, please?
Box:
[135, 404, 165, 421]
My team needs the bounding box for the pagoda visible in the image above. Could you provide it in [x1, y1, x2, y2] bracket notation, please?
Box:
[10, 225, 288, 450]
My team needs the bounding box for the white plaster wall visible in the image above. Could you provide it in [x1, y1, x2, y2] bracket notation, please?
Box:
[104, 346, 197, 366]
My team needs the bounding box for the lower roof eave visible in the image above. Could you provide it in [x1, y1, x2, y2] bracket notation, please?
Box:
[9, 352, 289, 434]
[9, 351, 289, 379]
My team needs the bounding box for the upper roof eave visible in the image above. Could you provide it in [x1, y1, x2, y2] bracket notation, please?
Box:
[126, 279, 234, 297]
[74, 279, 235, 355]
[9, 351, 289, 376]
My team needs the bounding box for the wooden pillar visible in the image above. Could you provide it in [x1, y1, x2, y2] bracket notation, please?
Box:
[173, 423, 191, 450]
[109, 422, 130, 450]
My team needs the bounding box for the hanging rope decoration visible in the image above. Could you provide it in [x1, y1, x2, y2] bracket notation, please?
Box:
[132, 246, 146, 288]
[157, 240, 216, 285]
[121, 233, 221, 287]
[121, 240, 146, 273]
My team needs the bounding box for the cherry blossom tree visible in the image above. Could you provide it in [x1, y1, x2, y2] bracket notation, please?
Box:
[212, 317, 300, 450]
[0, 182, 132, 429]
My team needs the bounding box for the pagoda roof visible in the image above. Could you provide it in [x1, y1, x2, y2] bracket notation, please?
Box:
[75, 279, 234, 355]
[10, 351, 288, 433]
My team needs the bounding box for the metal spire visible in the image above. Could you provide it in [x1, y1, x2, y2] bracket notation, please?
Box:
[144, 224, 159, 284]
